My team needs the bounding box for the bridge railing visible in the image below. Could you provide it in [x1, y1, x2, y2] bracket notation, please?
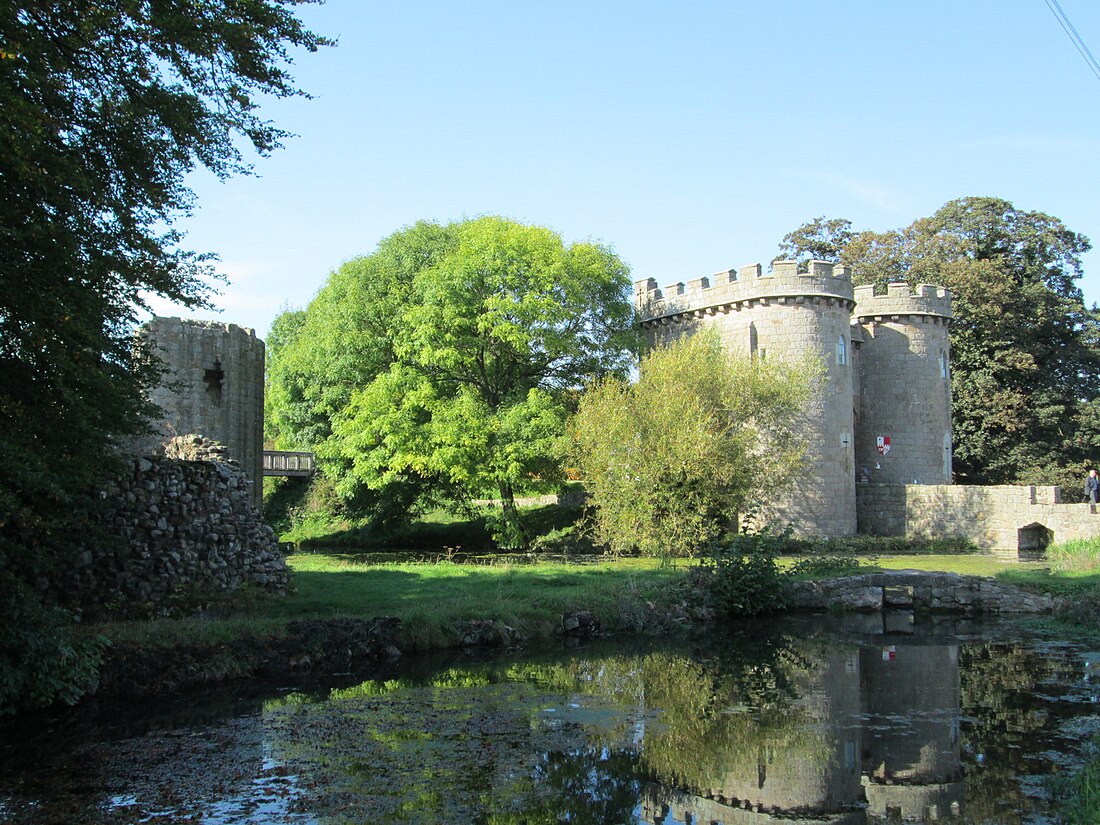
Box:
[263, 450, 315, 477]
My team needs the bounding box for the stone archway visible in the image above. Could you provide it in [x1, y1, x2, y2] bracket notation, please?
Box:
[1017, 523, 1054, 560]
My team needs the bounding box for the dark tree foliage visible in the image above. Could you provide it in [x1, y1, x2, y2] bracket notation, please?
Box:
[779, 197, 1100, 487]
[774, 216, 853, 270]
[0, 1, 329, 712]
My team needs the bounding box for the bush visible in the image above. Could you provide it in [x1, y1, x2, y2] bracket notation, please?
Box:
[698, 530, 792, 616]
[527, 523, 604, 557]
[0, 581, 105, 715]
[786, 555, 867, 579]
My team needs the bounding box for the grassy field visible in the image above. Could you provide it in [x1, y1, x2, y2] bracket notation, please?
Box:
[86, 544, 1100, 653]
[90, 553, 694, 650]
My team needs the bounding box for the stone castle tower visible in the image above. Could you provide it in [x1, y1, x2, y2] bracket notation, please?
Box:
[635, 260, 952, 536]
[852, 282, 953, 487]
[134, 317, 266, 505]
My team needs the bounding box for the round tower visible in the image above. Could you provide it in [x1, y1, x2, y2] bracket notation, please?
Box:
[852, 283, 953, 485]
[636, 259, 858, 536]
[135, 318, 266, 506]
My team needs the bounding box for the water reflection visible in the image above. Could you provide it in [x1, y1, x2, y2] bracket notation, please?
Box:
[0, 614, 1097, 824]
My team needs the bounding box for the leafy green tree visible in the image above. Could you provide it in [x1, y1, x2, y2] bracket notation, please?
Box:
[571, 331, 816, 558]
[268, 217, 637, 546]
[774, 216, 853, 270]
[0, 1, 328, 712]
[780, 197, 1100, 487]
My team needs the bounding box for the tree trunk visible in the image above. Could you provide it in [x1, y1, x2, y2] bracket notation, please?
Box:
[497, 479, 529, 551]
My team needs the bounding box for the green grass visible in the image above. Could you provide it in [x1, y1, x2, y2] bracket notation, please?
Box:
[283, 554, 690, 649]
[1049, 536, 1100, 573]
[1052, 736, 1100, 825]
[84, 540, 1100, 654]
[88, 554, 691, 651]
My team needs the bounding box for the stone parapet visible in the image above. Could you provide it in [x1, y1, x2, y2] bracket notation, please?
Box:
[791, 571, 1057, 614]
[635, 259, 855, 324]
[853, 282, 952, 322]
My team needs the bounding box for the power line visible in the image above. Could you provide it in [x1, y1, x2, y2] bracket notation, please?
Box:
[1044, 0, 1100, 83]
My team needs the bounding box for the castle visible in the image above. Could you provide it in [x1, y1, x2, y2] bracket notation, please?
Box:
[637, 259, 1100, 552]
[129, 272, 1098, 555]
[635, 259, 951, 537]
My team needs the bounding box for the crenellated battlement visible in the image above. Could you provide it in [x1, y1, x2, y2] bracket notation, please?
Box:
[853, 282, 952, 322]
[635, 259, 855, 322]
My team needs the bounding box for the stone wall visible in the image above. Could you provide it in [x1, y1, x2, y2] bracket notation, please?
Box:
[74, 445, 287, 618]
[856, 483, 1100, 555]
[791, 571, 1056, 613]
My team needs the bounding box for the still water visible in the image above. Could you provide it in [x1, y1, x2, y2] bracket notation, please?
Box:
[1, 613, 1098, 824]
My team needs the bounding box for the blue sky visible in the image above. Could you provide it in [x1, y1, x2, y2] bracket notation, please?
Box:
[149, 0, 1100, 337]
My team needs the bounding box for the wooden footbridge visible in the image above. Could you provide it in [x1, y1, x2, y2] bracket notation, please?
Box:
[262, 450, 315, 478]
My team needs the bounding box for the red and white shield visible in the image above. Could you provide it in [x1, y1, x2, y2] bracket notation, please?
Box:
[876, 436, 891, 456]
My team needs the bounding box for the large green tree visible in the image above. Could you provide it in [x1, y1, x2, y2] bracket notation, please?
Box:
[0, 1, 328, 711]
[779, 197, 1100, 487]
[571, 331, 816, 558]
[267, 217, 637, 546]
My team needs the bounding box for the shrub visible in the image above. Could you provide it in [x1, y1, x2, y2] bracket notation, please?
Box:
[786, 555, 867, 579]
[571, 330, 818, 559]
[1050, 735, 1100, 824]
[698, 530, 792, 616]
[0, 581, 105, 715]
[527, 524, 603, 557]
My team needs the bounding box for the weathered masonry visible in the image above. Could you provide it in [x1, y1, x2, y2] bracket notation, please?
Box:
[636, 259, 1099, 553]
[857, 483, 1100, 557]
[135, 317, 265, 506]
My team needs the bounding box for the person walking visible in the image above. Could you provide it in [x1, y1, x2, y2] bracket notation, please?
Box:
[1087, 468, 1100, 504]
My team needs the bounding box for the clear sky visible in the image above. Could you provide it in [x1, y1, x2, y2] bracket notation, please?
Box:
[148, 0, 1100, 338]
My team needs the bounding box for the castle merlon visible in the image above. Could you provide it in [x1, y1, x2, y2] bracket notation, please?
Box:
[634, 259, 855, 322]
[852, 283, 952, 321]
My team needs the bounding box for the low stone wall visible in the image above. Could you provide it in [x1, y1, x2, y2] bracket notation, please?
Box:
[856, 483, 1100, 555]
[791, 571, 1056, 614]
[73, 451, 287, 618]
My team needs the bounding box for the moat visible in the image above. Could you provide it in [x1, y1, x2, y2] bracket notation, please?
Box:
[1, 613, 1097, 824]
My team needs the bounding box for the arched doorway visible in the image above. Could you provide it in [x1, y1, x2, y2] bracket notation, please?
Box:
[1017, 523, 1053, 560]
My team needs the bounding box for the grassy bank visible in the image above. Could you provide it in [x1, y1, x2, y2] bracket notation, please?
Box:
[86, 543, 1100, 654]
[89, 554, 694, 652]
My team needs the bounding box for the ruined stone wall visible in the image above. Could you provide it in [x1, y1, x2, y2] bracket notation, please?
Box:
[135, 318, 265, 506]
[856, 483, 1100, 554]
[73, 448, 286, 617]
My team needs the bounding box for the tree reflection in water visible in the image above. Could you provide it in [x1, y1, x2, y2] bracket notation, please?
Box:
[0, 614, 1095, 825]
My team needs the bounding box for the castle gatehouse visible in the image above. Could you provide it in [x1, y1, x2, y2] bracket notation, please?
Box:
[636, 259, 1099, 552]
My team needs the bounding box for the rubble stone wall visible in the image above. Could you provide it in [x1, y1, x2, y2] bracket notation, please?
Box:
[74, 447, 286, 617]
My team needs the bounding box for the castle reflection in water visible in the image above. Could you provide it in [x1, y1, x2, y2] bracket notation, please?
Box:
[642, 615, 965, 825]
